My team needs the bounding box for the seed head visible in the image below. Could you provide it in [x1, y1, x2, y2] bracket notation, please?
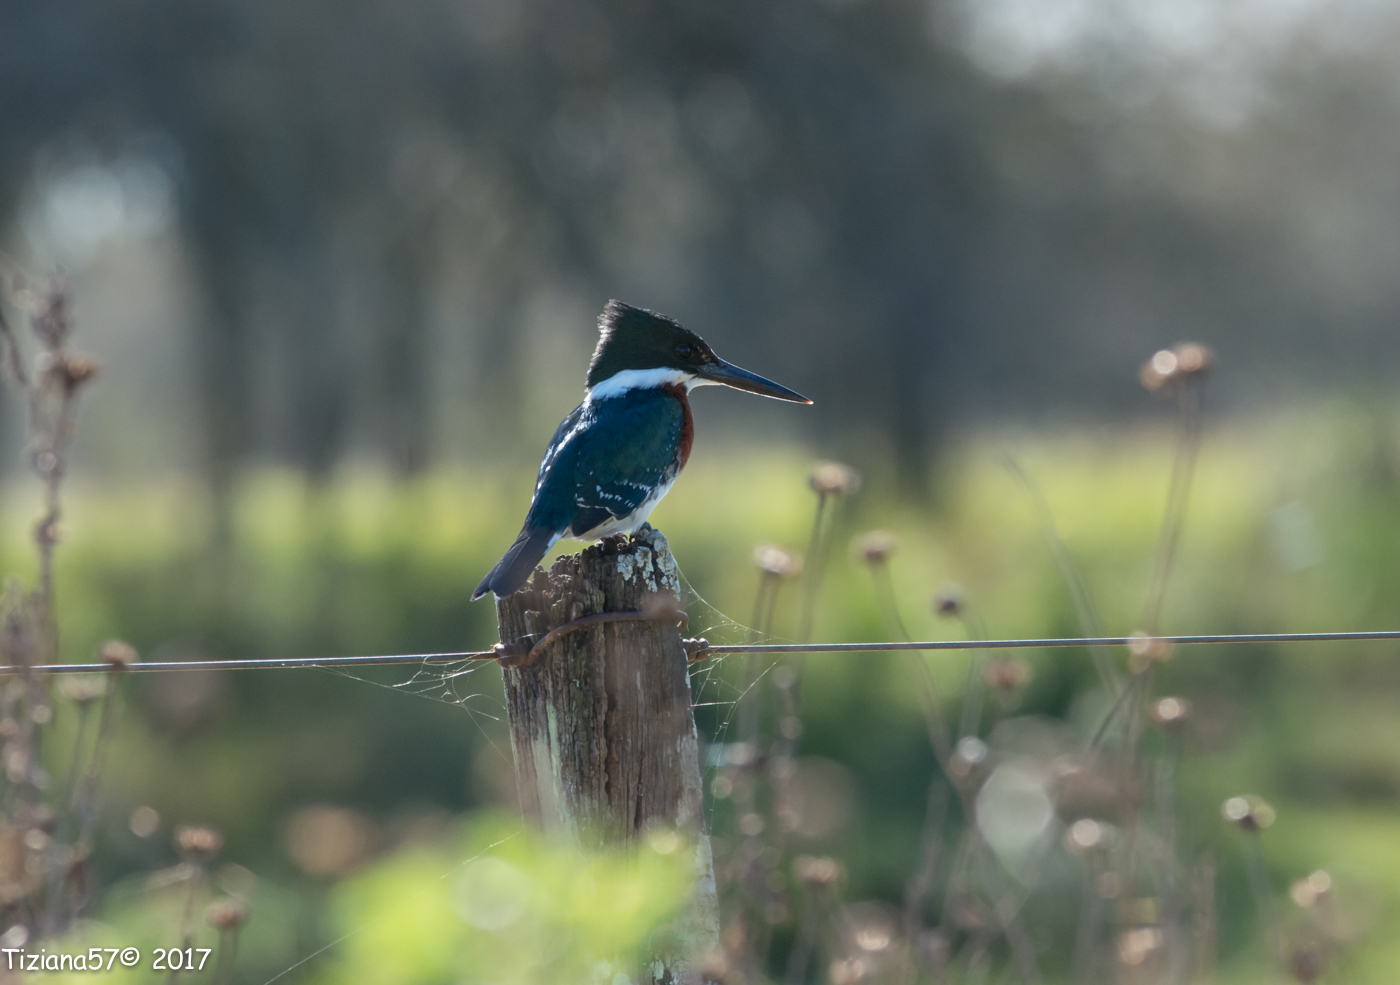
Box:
[65, 354, 101, 387]
[1149, 696, 1191, 731]
[205, 898, 248, 933]
[852, 530, 894, 566]
[44, 352, 100, 393]
[949, 735, 989, 780]
[1175, 343, 1212, 377]
[1222, 795, 1275, 832]
[130, 806, 160, 838]
[1290, 870, 1332, 908]
[99, 640, 139, 669]
[809, 461, 861, 497]
[58, 675, 107, 706]
[1140, 342, 1214, 392]
[1127, 632, 1171, 672]
[175, 824, 223, 860]
[1064, 818, 1114, 856]
[753, 543, 802, 578]
[984, 657, 1031, 692]
[932, 584, 963, 618]
[1141, 350, 1176, 391]
[794, 855, 841, 888]
[828, 957, 867, 985]
[1118, 927, 1163, 967]
[851, 911, 893, 953]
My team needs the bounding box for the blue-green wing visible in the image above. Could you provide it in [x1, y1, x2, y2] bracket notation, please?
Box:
[566, 391, 684, 534]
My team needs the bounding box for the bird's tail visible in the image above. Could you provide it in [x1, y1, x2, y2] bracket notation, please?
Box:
[472, 526, 558, 600]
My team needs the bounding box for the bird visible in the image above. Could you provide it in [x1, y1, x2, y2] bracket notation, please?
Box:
[473, 300, 811, 600]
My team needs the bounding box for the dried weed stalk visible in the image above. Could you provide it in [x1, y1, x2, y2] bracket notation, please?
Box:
[0, 259, 127, 942]
[706, 342, 1345, 984]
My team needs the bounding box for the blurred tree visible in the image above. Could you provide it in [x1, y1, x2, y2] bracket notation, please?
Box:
[4, 0, 1400, 497]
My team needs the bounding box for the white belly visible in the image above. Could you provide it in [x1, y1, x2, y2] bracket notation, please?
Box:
[571, 474, 677, 541]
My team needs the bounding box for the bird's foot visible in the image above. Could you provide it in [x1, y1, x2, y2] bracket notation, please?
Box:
[595, 532, 629, 555]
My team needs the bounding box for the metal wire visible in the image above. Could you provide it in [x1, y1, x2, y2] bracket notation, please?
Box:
[708, 630, 1400, 654]
[3, 629, 1400, 676]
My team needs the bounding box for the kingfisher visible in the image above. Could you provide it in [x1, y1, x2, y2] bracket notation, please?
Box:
[473, 300, 811, 600]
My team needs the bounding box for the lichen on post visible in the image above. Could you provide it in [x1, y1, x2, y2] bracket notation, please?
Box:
[495, 525, 718, 984]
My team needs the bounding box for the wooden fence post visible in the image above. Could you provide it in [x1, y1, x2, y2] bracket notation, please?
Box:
[495, 526, 719, 984]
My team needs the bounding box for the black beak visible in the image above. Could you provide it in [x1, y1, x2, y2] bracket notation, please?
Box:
[698, 357, 812, 404]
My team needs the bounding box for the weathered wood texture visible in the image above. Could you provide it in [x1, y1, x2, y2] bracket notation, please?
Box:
[496, 526, 717, 984]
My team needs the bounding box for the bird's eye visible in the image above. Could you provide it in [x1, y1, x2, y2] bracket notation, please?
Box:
[675, 344, 693, 359]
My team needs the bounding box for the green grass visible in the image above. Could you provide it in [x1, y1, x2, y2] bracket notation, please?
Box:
[13, 403, 1400, 980]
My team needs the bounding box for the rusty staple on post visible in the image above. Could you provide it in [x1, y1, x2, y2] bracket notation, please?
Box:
[495, 605, 692, 668]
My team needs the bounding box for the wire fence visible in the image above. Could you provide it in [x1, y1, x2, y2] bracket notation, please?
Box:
[6, 628, 1400, 675]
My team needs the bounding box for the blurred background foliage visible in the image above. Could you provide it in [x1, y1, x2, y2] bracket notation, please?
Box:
[46, 814, 697, 984]
[11, 414, 1400, 979]
[6, 0, 1400, 489]
[4, 0, 1400, 980]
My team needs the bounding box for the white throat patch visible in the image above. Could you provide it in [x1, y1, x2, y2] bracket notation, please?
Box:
[587, 367, 698, 400]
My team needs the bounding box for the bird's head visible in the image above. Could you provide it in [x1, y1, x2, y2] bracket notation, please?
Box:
[586, 301, 812, 403]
